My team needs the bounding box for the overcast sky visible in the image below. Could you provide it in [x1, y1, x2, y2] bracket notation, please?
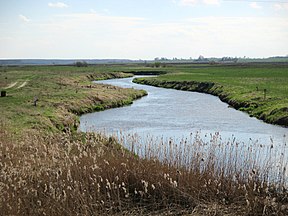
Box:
[0, 0, 288, 59]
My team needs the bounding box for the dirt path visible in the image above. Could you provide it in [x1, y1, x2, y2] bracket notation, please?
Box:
[17, 81, 28, 89]
[5, 82, 18, 89]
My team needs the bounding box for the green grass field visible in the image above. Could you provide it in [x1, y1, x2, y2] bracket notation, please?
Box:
[0, 65, 146, 134]
[133, 63, 288, 126]
[1, 63, 288, 215]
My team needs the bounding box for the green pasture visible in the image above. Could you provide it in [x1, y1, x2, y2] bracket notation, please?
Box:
[0, 65, 145, 134]
[133, 63, 288, 126]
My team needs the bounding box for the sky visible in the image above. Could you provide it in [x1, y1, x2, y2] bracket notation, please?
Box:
[0, 0, 288, 59]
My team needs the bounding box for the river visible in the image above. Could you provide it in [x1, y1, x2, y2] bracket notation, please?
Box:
[79, 77, 288, 180]
[80, 76, 287, 144]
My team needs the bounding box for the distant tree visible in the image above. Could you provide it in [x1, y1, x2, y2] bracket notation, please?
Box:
[209, 61, 217, 65]
[221, 57, 238, 63]
[75, 61, 88, 67]
[198, 55, 205, 61]
[160, 57, 168, 61]
[154, 62, 161, 68]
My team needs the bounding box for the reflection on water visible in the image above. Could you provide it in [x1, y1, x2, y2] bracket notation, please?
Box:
[79, 76, 288, 182]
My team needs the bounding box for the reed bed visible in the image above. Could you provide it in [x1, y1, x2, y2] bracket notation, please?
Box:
[1, 127, 288, 215]
[117, 131, 288, 186]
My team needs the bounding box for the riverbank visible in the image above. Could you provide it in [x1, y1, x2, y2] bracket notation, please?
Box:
[0, 66, 147, 135]
[1, 64, 288, 215]
[133, 64, 288, 127]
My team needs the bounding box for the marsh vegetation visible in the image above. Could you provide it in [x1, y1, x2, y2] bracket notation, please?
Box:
[0, 63, 288, 215]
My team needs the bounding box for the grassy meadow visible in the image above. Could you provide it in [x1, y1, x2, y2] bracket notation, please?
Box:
[134, 63, 288, 126]
[1, 63, 288, 215]
[0, 65, 146, 135]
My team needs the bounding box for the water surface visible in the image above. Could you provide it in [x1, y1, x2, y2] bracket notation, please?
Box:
[80, 76, 287, 146]
[80, 77, 288, 182]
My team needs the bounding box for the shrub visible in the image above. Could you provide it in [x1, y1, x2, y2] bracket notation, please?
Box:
[75, 61, 88, 67]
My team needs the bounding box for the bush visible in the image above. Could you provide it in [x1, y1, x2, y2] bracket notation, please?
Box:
[75, 61, 88, 67]
[154, 62, 161, 68]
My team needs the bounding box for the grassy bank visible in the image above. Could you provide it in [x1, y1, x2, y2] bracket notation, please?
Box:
[0, 65, 147, 135]
[1, 64, 288, 215]
[133, 63, 288, 127]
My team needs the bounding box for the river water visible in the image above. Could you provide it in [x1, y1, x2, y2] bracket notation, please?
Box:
[80, 76, 287, 144]
[79, 77, 288, 180]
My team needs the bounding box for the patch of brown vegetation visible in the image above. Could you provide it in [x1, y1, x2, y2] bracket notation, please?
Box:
[1, 128, 287, 216]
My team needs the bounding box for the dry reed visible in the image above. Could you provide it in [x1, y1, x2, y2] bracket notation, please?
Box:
[1, 126, 288, 215]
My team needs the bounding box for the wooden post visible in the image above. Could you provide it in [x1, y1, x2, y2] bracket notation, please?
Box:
[1, 91, 6, 97]
[264, 89, 267, 100]
[33, 96, 38, 106]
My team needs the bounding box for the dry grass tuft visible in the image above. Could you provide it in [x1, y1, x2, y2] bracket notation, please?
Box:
[1, 126, 288, 215]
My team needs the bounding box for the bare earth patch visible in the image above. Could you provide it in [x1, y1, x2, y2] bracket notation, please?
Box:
[17, 81, 28, 89]
[5, 81, 18, 89]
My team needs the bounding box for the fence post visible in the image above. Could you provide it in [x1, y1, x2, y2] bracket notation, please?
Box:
[1, 91, 6, 97]
[33, 96, 38, 106]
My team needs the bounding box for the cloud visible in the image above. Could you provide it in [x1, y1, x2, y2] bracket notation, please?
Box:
[203, 0, 220, 5]
[179, 0, 198, 6]
[3, 13, 288, 59]
[90, 8, 110, 15]
[48, 2, 68, 8]
[273, 3, 288, 10]
[137, 16, 288, 58]
[179, 0, 220, 6]
[19, 14, 30, 22]
[54, 13, 145, 26]
[250, 2, 262, 9]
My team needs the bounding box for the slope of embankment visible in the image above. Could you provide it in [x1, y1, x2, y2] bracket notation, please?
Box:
[133, 64, 288, 127]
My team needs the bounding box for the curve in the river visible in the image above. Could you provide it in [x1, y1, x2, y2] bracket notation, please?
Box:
[80, 76, 288, 183]
[80, 76, 287, 146]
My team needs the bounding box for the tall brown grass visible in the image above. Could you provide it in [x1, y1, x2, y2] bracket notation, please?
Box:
[1, 126, 288, 215]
